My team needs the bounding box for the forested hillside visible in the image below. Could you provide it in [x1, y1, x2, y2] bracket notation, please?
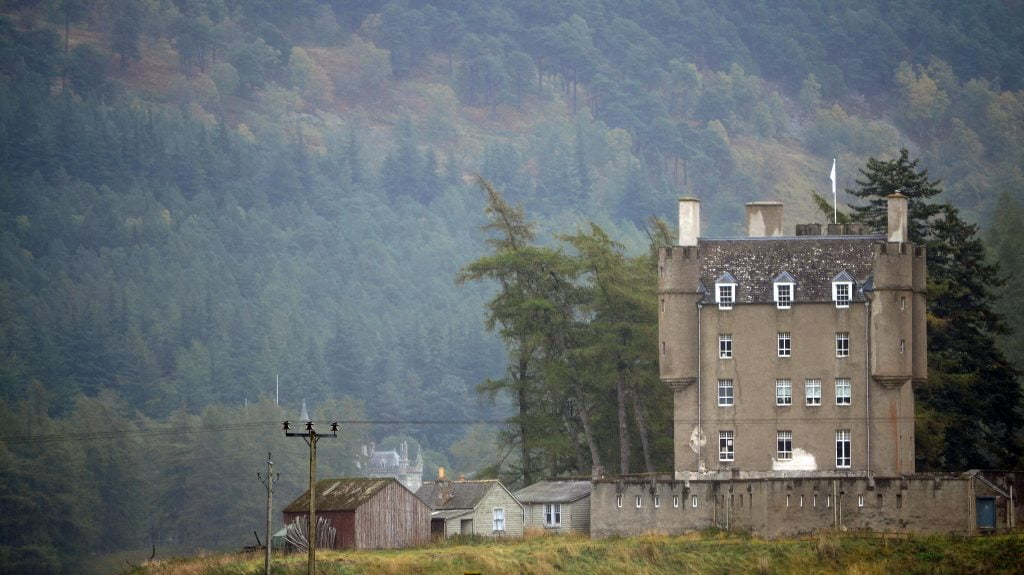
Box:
[1, 1, 1023, 572]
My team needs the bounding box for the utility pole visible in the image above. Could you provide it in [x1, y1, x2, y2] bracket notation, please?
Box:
[283, 419, 338, 575]
[257, 453, 277, 575]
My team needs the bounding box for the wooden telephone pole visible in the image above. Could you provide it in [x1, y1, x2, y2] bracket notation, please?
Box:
[257, 453, 277, 575]
[283, 420, 337, 575]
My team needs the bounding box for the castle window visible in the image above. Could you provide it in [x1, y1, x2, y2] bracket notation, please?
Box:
[777, 431, 793, 460]
[858, 494, 865, 507]
[635, 495, 642, 508]
[673, 495, 680, 508]
[719, 431, 734, 461]
[831, 271, 855, 308]
[718, 379, 734, 406]
[715, 272, 737, 310]
[836, 332, 850, 357]
[719, 335, 733, 359]
[836, 378, 851, 405]
[654, 495, 661, 508]
[778, 332, 791, 357]
[692, 495, 698, 508]
[772, 272, 796, 309]
[616, 494, 622, 508]
[776, 379, 792, 406]
[805, 379, 822, 406]
[544, 503, 561, 527]
[836, 430, 851, 468]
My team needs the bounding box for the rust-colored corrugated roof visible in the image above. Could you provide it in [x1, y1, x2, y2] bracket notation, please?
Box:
[283, 477, 394, 513]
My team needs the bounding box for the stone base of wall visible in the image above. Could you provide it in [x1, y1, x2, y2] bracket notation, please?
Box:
[590, 471, 1021, 539]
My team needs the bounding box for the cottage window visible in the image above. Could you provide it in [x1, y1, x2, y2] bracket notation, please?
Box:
[717, 379, 734, 406]
[836, 430, 851, 468]
[777, 431, 793, 460]
[776, 379, 792, 406]
[836, 378, 852, 405]
[836, 332, 850, 357]
[543, 503, 561, 527]
[778, 332, 791, 357]
[719, 335, 733, 359]
[805, 379, 822, 406]
[719, 430, 734, 461]
[492, 507, 505, 532]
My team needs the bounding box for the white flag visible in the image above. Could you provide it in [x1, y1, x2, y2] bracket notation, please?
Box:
[829, 158, 836, 199]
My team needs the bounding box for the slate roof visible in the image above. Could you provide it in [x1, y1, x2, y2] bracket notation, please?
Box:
[514, 480, 592, 504]
[283, 477, 394, 513]
[698, 236, 880, 304]
[416, 480, 504, 511]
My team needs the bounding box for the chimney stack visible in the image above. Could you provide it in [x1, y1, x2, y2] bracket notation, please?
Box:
[438, 466, 446, 480]
[678, 197, 700, 247]
[746, 202, 784, 237]
[887, 193, 908, 243]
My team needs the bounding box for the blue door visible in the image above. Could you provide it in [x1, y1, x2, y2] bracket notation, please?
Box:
[976, 497, 996, 529]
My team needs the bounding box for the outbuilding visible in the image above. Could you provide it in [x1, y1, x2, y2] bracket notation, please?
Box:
[282, 477, 431, 549]
[515, 480, 592, 535]
[416, 478, 524, 537]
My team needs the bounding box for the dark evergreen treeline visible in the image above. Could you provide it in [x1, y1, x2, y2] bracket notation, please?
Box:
[1, 1, 1023, 571]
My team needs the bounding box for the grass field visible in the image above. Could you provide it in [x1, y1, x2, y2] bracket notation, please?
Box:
[117, 530, 1024, 575]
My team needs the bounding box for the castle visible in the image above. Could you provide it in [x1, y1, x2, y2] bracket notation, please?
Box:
[589, 196, 1019, 537]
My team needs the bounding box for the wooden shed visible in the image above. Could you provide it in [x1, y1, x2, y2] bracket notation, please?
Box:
[515, 480, 592, 536]
[283, 477, 431, 549]
[416, 479, 524, 538]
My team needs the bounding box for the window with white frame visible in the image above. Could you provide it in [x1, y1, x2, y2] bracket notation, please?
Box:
[858, 494, 865, 507]
[673, 495, 680, 508]
[836, 378, 851, 405]
[716, 273, 737, 310]
[832, 281, 852, 308]
[805, 379, 822, 406]
[719, 334, 733, 359]
[718, 379, 734, 406]
[543, 503, 561, 527]
[635, 495, 642, 508]
[777, 431, 793, 460]
[774, 282, 793, 309]
[616, 494, 622, 508]
[691, 495, 698, 508]
[719, 430, 734, 461]
[776, 379, 792, 406]
[778, 332, 791, 357]
[836, 430, 851, 468]
[836, 332, 850, 357]
[492, 508, 505, 531]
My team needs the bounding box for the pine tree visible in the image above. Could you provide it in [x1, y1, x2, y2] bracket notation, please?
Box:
[848, 148, 944, 243]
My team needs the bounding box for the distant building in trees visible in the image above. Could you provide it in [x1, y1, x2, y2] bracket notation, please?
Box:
[362, 440, 424, 491]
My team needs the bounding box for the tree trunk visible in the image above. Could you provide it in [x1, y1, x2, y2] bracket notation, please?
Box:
[617, 369, 630, 474]
[632, 389, 655, 474]
[575, 384, 602, 469]
[518, 355, 532, 486]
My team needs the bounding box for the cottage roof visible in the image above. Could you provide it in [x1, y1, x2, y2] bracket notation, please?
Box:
[698, 236, 879, 304]
[283, 477, 395, 513]
[514, 480, 592, 504]
[416, 479, 509, 511]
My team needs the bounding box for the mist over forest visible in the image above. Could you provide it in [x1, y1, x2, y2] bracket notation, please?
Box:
[1, 1, 1022, 571]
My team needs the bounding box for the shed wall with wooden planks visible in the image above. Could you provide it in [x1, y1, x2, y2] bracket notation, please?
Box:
[354, 479, 432, 548]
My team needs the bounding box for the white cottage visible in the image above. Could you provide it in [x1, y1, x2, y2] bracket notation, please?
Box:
[515, 480, 592, 535]
[416, 478, 524, 538]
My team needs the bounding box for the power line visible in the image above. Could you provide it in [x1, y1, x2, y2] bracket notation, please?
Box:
[0, 419, 510, 445]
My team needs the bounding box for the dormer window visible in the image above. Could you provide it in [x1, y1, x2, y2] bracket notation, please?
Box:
[772, 271, 796, 309]
[715, 272, 737, 310]
[831, 271, 855, 308]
